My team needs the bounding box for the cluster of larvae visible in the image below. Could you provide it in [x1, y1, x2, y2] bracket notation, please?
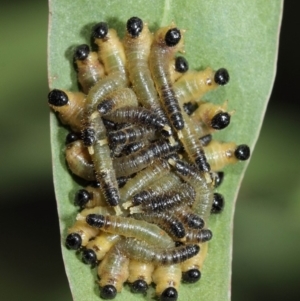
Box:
[48, 16, 250, 301]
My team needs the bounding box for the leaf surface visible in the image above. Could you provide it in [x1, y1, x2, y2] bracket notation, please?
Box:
[48, 1, 283, 300]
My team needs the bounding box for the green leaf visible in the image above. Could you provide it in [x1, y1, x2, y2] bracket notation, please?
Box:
[48, 1, 283, 301]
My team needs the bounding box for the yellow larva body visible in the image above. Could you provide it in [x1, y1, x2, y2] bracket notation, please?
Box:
[74, 47, 105, 93]
[65, 139, 95, 181]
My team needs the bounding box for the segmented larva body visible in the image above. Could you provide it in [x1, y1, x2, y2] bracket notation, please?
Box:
[97, 243, 129, 298]
[149, 25, 185, 131]
[119, 158, 171, 203]
[48, 16, 251, 301]
[82, 112, 120, 207]
[97, 87, 138, 115]
[65, 138, 95, 181]
[174, 67, 230, 106]
[120, 238, 200, 265]
[203, 140, 250, 171]
[86, 214, 175, 248]
[74, 44, 105, 94]
[112, 139, 178, 177]
[124, 17, 168, 124]
[127, 260, 154, 293]
[152, 264, 182, 299]
[48, 89, 86, 131]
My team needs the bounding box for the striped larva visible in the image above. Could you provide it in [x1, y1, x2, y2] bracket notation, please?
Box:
[92, 22, 126, 76]
[123, 17, 168, 125]
[73, 44, 105, 93]
[82, 111, 120, 207]
[119, 238, 200, 265]
[112, 139, 179, 177]
[203, 140, 250, 171]
[185, 228, 213, 243]
[178, 109, 211, 173]
[65, 137, 95, 181]
[82, 232, 120, 265]
[85, 214, 174, 248]
[97, 87, 138, 115]
[132, 212, 186, 239]
[174, 67, 230, 106]
[108, 124, 156, 147]
[119, 158, 171, 203]
[173, 206, 205, 230]
[48, 89, 85, 131]
[104, 106, 171, 136]
[181, 242, 208, 283]
[168, 158, 214, 224]
[129, 183, 195, 214]
[127, 260, 154, 294]
[149, 24, 185, 131]
[97, 242, 129, 299]
[152, 264, 182, 301]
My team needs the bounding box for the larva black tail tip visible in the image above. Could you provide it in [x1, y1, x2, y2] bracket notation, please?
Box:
[211, 193, 225, 214]
[100, 285, 117, 300]
[65, 132, 80, 145]
[86, 214, 105, 228]
[165, 28, 181, 47]
[188, 215, 205, 229]
[160, 287, 178, 301]
[82, 248, 97, 265]
[74, 189, 91, 207]
[127, 16, 143, 38]
[74, 44, 90, 61]
[130, 279, 148, 294]
[235, 144, 250, 160]
[65, 233, 82, 250]
[48, 89, 68, 106]
[182, 268, 201, 283]
[200, 134, 212, 146]
[211, 112, 231, 130]
[81, 128, 96, 146]
[175, 56, 189, 73]
[190, 244, 201, 256]
[92, 22, 109, 39]
[214, 68, 230, 85]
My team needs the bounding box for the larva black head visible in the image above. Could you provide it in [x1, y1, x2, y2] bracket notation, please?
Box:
[65, 132, 80, 144]
[100, 285, 117, 300]
[213, 171, 224, 188]
[165, 28, 181, 47]
[74, 44, 90, 61]
[160, 287, 178, 301]
[183, 102, 198, 115]
[65, 233, 82, 250]
[175, 56, 189, 73]
[130, 279, 148, 294]
[127, 16, 143, 38]
[211, 112, 231, 130]
[82, 128, 96, 146]
[82, 248, 97, 265]
[74, 189, 91, 207]
[86, 214, 105, 228]
[182, 269, 201, 283]
[234, 144, 250, 161]
[211, 193, 225, 214]
[92, 22, 109, 39]
[214, 68, 230, 85]
[48, 89, 68, 107]
[90, 181, 101, 188]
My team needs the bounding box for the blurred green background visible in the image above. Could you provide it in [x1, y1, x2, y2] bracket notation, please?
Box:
[0, 1, 299, 300]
